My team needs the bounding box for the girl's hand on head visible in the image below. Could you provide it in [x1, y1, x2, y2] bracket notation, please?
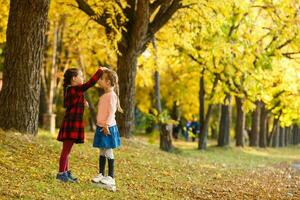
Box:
[102, 126, 111, 136]
[99, 66, 109, 71]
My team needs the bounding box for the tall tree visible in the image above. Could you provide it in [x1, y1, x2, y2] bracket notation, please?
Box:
[235, 97, 245, 147]
[249, 101, 260, 146]
[0, 0, 50, 134]
[218, 95, 232, 147]
[75, 0, 186, 137]
[259, 103, 268, 147]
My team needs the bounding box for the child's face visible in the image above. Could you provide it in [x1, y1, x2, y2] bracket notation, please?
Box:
[98, 73, 111, 89]
[72, 70, 84, 85]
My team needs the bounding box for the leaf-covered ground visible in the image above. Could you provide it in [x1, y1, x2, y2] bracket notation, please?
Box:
[0, 130, 300, 200]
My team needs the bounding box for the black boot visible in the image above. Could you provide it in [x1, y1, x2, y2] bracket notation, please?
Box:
[108, 158, 114, 178]
[99, 155, 106, 175]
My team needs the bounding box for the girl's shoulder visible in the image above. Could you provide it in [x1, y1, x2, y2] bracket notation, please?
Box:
[65, 85, 81, 95]
[108, 91, 117, 99]
[69, 85, 84, 91]
[100, 91, 117, 100]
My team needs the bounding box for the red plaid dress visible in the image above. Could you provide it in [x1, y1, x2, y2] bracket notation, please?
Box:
[57, 69, 103, 143]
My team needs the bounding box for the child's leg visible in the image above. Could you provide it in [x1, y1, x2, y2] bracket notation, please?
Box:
[99, 149, 107, 175]
[59, 140, 74, 172]
[100, 149, 114, 178]
[103, 148, 114, 178]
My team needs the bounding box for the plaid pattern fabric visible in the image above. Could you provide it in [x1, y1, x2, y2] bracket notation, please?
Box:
[57, 69, 103, 143]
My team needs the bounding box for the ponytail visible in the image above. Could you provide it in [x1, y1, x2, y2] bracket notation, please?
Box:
[114, 81, 123, 113]
[103, 69, 123, 113]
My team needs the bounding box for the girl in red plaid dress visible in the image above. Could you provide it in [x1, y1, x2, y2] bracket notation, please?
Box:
[56, 67, 104, 182]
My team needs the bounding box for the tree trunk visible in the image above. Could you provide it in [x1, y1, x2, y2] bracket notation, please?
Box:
[115, 36, 139, 138]
[160, 123, 173, 151]
[259, 103, 268, 147]
[267, 117, 279, 146]
[0, 0, 50, 135]
[199, 104, 214, 149]
[235, 97, 245, 147]
[152, 37, 172, 151]
[285, 126, 291, 146]
[271, 121, 279, 148]
[154, 70, 172, 151]
[290, 126, 294, 145]
[292, 125, 299, 145]
[154, 71, 162, 114]
[279, 127, 285, 147]
[250, 101, 260, 147]
[198, 74, 218, 150]
[198, 71, 206, 149]
[218, 96, 231, 147]
[199, 72, 205, 135]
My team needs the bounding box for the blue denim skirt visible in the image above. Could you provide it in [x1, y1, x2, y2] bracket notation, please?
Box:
[93, 125, 121, 149]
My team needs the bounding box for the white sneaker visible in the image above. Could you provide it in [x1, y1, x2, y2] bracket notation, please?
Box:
[100, 176, 116, 186]
[92, 173, 105, 183]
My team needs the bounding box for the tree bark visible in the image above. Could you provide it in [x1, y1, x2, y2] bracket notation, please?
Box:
[271, 120, 279, 148]
[152, 38, 172, 151]
[235, 97, 245, 147]
[154, 70, 172, 151]
[292, 125, 299, 145]
[250, 101, 260, 147]
[279, 127, 285, 147]
[160, 123, 173, 151]
[259, 102, 268, 148]
[115, 42, 138, 138]
[198, 74, 218, 150]
[285, 126, 291, 146]
[268, 117, 279, 147]
[199, 71, 205, 135]
[115, 0, 149, 138]
[0, 0, 50, 135]
[218, 96, 231, 147]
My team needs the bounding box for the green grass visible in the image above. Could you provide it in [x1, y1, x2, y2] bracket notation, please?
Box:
[1, 129, 300, 199]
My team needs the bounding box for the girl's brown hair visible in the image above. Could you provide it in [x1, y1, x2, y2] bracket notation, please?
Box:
[63, 68, 79, 87]
[103, 69, 123, 113]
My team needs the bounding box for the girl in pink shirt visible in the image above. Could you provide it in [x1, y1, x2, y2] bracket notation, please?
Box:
[92, 69, 123, 188]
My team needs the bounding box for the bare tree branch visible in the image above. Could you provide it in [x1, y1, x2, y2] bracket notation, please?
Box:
[276, 35, 297, 50]
[75, 0, 108, 29]
[282, 51, 300, 59]
[139, 0, 183, 53]
[150, 0, 165, 15]
[148, 0, 182, 35]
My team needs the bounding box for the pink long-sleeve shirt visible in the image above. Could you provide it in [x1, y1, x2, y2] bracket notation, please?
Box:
[96, 91, 117, 127]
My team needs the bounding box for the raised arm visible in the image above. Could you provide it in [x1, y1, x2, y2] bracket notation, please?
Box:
[80, 68, 103, 92]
